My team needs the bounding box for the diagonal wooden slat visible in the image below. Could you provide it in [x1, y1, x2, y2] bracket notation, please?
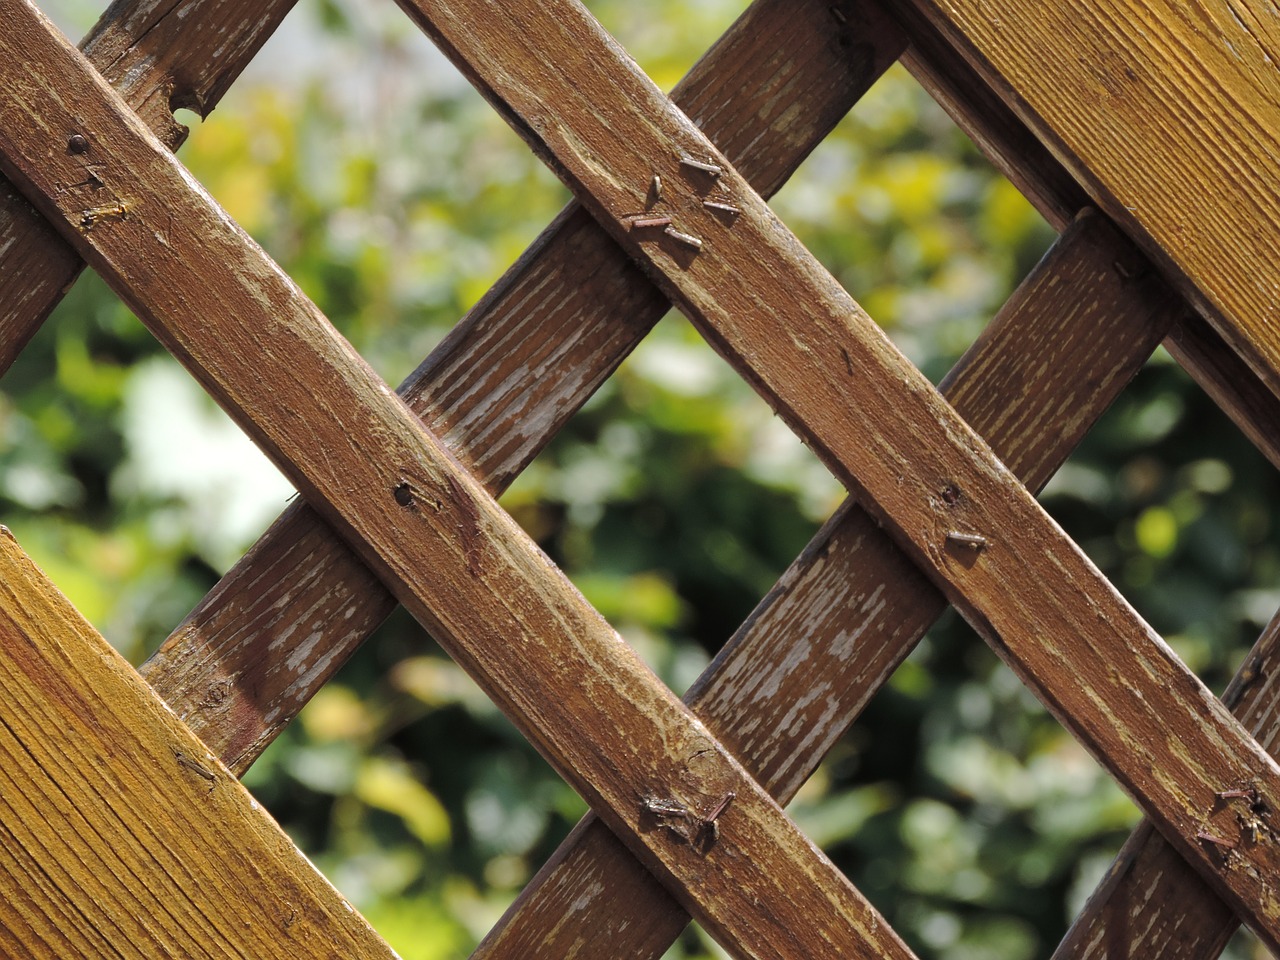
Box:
[0, 0, 294, 371]
[879, 10, 1280, 953]
[1051, 615, 1280, 960]
[139, 0, 904, 776]
[385, 0, 1280, 947]
[886, 0, 1280, 474]
[0, 5, 917, 959]
[0, 529, 396, 958]
[472, 211, 1176, 959]
[880, 0, 1280, 405]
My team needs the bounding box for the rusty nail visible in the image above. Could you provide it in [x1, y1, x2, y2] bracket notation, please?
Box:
[945, 531, 987, 551]
[679, 156, 723, 177]
[67, 134, 89, 154]
[664, 226, 703, 250]
[631, 216, 673, 229]
[702, 200, 741, 215]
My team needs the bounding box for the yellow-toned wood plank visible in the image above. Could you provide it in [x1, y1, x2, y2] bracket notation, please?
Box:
[884, 0, 1280, 401]
[0, 528, 395, 958]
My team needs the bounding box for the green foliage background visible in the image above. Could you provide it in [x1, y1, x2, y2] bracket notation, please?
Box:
[17, 1, 1280, 957]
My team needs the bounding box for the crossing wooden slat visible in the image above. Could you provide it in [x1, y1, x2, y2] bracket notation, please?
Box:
[0, 6, 917, 959]
[473, 211, 1176, 959]
[885, 1, 1280, 475]
[383, 0, 1280, 948]
[0, 0, 294, 372]
[884, 11, 1280, 951]
[1051, 610, 1280, 960]
[139, 0, 906, 775]
[882, 0, 1280, 414]
[0, 529, 397, 958]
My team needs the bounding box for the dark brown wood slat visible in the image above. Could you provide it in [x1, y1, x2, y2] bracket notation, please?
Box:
[473, 212, 1176, 959]
[1053, 606, 1280, 960]
[384, 0, 1280, 948]
[882, 8, 1280, 953]
[884, 0, 1280, 473]
[0, 7, 917, 959]
[0, 0, 295, 372]
[141, 0, 905, 776]
[0, 531, 398, 958]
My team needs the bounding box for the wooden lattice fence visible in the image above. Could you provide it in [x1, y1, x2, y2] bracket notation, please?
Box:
[1, 0, 1280, 956]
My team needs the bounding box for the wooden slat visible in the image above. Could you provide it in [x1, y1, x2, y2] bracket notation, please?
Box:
[473, 212, 1175, 959]
[888, 10, 1280, 951]
[883, 0, 1280, 408]
[1054, 605, 1280, 960]
[0, 6, 917, 959]
[0, 528, 396, 958]
[0, 0, 294, 371]
[139, 0, 906, 775]
[384, 0, 1280, 948]
[887, 0, 1280, 474]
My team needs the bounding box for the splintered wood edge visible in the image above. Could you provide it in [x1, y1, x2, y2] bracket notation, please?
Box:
[0, 528, 396, 958]
[0, 0, 295, 374]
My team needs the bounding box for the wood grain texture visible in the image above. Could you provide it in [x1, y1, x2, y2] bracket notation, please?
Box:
[1053, 604, 1280, 960]
[139, 0, 905, 776]
[0, 0, 294, 372]
[885, 0, 1280, 474]
[385, 0, 1280, 948]
[0, 528, 396, 958]
[0, 5, 915, 959]
[882, 0, 1280, 407]
[473, 212, 1177, 960]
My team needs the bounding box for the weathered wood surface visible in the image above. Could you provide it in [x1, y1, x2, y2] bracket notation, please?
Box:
[0, 529, 397, 958]
[141, 0, 905, 776]
[0, 0, 294, 372]
[886, 0, 1280, 474]
[887, 10, 1280, 951]
[0, 6, 917, 959]
[1052, 608, 1280, 960]
[883, 0, 1280, 407]
[388, 0, 1280, 948]
[473, 212, 1176, 959]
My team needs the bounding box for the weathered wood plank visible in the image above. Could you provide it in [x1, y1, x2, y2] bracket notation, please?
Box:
[473, 212, 1176, 959]
[383, 0, 1280, 948]
[882, 0, 1280, 410]
[0, 528, 397, 958]
[887, 0, 1280, 474]
[140, 0, 905, 775]
[0, 6, 915, 959]
[0, 0, 294, 371]
[1053, 604, 1280, 960]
